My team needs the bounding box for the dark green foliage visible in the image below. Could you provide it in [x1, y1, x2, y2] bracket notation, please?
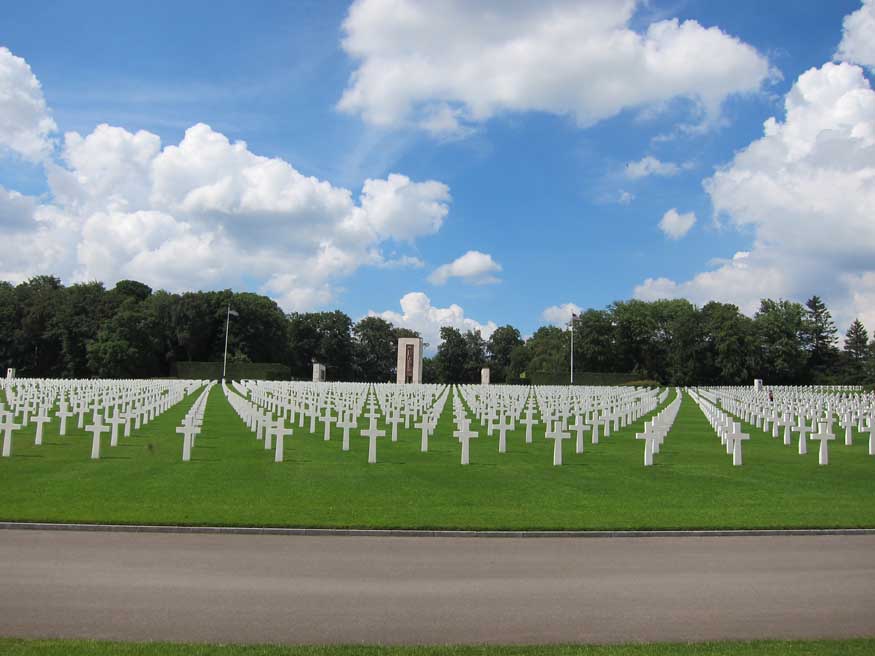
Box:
[700, 302, 757, 384]
[505, 343, 532, 383]
[422, 355, 439, 383]
[843, 319, 869, 383]
[463, 329, 487, 382]
[1, 275, 872, 384]
[435, 326, 468, 383]
[12, 275, 65, 376]
[571, 309, 615, 373]
[352, 316, 397, 383]
[527, 371, 641, 386]
[801, 295, 840, 381]
[486, 325, 523, 383]
[753, 299, 807, 384]
[526, 326, 568, 378]
[174, 361, 291, 381]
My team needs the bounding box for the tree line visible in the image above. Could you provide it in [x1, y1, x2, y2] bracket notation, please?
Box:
[1, 276, 873, 385]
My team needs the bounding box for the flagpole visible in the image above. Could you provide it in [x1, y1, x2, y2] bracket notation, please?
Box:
[570, 316, 574, 386]
[222, 304, 231, 381]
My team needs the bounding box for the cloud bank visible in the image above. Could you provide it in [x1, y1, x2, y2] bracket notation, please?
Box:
[0, 50, 450, 311]
[636, 60, 875, 330]
[338, 0, 773, 135]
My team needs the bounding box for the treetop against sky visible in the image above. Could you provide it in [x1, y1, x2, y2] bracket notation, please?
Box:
[0, 0, 873, 346]
[3, 277, 872, 387]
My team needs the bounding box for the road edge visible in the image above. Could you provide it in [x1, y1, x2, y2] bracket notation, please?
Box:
[2, 521, 875, 538]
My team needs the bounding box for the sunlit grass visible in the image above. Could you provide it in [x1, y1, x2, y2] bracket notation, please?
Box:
[0, 386, 873, 530]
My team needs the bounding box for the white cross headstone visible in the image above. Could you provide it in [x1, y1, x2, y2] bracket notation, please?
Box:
[56, 403, 73, 436]
[811, 422, 835, 466]
[636, 421, 656, 466]
[520, 411, 537, 444]
[495, 415, 511, 453]
[453, 421, 478, 466]
[85, 417, 110, 460]
[108, 409, 126, 447]
[793, 417, 811, 456]
[386, 411, 403, 443]
[726, 422, 750, 466]
[360, 417, 385, 464]
[570, 415, 590, 454]
[31, 409, 51, 446]
[177, 421, 198, 462]
[274, 420, 294, 463]
[322, 409, 336, 442]
[545, 426, 571, 466]
[338, 412, 356, 452]
[415, 417, 430, 452]
[0, 413, 21, 457]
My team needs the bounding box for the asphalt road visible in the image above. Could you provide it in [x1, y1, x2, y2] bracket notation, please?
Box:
[1, 529, 873, 645]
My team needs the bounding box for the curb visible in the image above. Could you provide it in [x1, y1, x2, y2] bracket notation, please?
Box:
[1, 521, 874, 538]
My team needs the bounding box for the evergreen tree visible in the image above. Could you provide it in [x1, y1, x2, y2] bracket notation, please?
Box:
[801, 295, 839, 381]
[844, 319, 869, 383]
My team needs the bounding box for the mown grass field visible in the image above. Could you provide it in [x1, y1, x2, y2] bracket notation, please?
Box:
[2, 639, 874, 656]
[0, 385, 873, 530]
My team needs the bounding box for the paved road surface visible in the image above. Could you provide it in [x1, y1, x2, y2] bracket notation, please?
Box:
[1, 530, 873, 644]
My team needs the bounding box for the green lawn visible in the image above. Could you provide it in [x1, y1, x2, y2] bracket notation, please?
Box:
[1, 639, 874, 656]
[0, 386, 873, 530]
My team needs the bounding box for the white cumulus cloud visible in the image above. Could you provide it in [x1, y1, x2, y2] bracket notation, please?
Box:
[625, 156, 685, 179]
[338, 0, 773, 135]
[359, 173, 450, 241]
[658, 208, 696, 239]
[0, 49, 450, 311]
[0, 46, 56, 161]
[635, 60, 875, 331]
[372, 291, 497, 352]
[428, 250, 502, 286]
[541, 302, 582, 326]
[836, 0, 875, 70]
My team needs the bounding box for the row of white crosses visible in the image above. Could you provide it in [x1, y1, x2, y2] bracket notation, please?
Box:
[212, 379, 668, 467]
[176, 382, 215, 461]
[222, 381, 296, 462]
[4, 378, 199, 433]
[702, 386, 875, 465]
[223, 380, 450, 464]
[461, 384, 662, 434]
[219, 380, 439, 464]
[450, 384, 666, 466]
[635, 389, 683, 466]
[0, 378, 206, 459]
[689, 388, 751, 466]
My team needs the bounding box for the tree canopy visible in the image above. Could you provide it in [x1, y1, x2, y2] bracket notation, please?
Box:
[1, 276, 872, 385]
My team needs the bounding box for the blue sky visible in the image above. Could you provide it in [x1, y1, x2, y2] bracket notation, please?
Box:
[1, 0, 873, 348]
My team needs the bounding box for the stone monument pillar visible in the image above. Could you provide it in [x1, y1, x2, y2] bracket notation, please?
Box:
[754, 379, 763, 391]
[481, 367, 490, 385]
[5, 368, 15, 380]
[312, 362, 326, 383]
[396, 337, 423, 384]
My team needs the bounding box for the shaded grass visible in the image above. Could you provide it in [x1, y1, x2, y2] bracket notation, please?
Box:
[1, 639, 874, 655]
[0, 386, 873, 530]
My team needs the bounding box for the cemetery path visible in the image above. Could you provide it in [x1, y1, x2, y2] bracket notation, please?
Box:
[1, 529, 874, 644]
